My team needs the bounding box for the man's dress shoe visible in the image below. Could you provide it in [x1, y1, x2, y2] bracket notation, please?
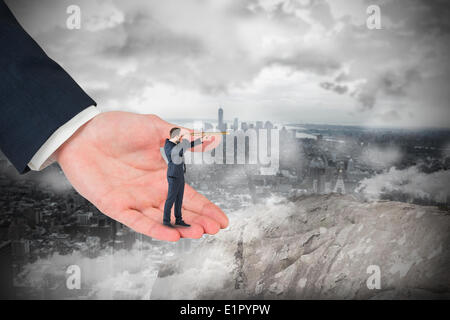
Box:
[175, 220, 191, 227]
[163, 222, 174, 228]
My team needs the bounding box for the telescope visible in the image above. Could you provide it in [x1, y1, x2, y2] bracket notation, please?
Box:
[190, 131, 230, 136]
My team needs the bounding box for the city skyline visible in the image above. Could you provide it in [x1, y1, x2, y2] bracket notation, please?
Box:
[166, 105, 450, 130]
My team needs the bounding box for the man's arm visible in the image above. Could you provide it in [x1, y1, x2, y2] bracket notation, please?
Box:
[164, 142, 173, 163]
[190, 138, 203, 148]
[176, 137, 203, 158]
[0, 0, 97, 173]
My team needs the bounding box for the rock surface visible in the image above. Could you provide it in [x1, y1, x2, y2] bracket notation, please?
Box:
[151, 194, 450, 299]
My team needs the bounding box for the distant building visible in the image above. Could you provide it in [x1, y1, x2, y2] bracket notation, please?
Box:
[264, 121, 274, 130]
[114, 228, 136, 250]
[331, 152, 337, 162]
[23, 208, 43, 227]
[7, 218, 27, 240]
[233, 118, 239, 131]
[324, 181, 332, 193]
[218, 107, 223, 125]
[312, 179, 318, 193]
[280, 126, 295, 140]
[203, 122, 213, 131]
[333, 170, 346, 194]
[347, 158, 354, 172]
[309, 156, 326, 193]
[241, 122, 248, 131]
[113, 240, 126, 251]
[218, 107, 226, 132]
[256, 121, 263, 130]
[98, 217, 107, 227]
[11, 239, 30, 257]
[76, 212, 93, 225]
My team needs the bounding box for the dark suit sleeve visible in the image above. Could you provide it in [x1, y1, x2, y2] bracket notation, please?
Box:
[164, 143, 172, 163]
[0, 0, 97, 173]
[190, 138, 203, 148]
[178, 138, 202, 156]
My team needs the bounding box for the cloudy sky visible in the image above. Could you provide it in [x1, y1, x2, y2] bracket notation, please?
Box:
[6, 0, 450, 127]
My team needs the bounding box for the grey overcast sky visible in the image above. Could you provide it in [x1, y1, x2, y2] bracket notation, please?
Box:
[6, 0, 450, 128]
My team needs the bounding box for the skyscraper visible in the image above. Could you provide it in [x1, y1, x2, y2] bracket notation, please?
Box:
[217, 106, 227, 163]
[218, 107, 224, 131]
[309, 157, 326, 194]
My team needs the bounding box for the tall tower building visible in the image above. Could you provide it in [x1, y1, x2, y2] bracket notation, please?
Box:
[308, 157, 326, 194]
[217, 106, 227, 163]
[218, 107, 224, 131]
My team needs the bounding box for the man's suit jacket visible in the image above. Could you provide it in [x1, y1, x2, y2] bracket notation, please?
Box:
[164, 138, 202, 178]
[0, 0, 96, 173]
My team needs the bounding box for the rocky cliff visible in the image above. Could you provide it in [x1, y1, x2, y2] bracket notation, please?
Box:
[151, 194, 450, 299]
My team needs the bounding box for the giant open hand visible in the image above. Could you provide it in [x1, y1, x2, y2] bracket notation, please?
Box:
[54, 111, 228, 241]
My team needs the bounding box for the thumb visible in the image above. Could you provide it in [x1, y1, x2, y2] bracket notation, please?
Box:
[148, 114, 193, 144]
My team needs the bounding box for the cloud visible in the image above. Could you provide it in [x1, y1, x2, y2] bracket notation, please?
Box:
[360, 145, 402, 170]
[16, 240, 167, 299]
[356, 165, 450, 203]
[33, 166, 74, 194]
[267, 51, 341, 75]
[5, 0, 450, 127]
[378, 109, 401, 122]
[83, 2, 125, 32]
[320, 81, 348, 94]
[351, 68, 422, 111]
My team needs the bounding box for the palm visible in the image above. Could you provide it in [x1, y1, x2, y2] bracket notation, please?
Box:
[55, 111, 228, 241]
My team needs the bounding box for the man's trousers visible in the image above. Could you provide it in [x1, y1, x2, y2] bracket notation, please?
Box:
[163, 175, 185, 224]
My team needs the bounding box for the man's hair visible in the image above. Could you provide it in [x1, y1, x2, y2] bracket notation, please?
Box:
[170, 127, 181, 138]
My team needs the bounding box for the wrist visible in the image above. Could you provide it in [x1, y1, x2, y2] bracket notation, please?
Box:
[28, 106, 100, 171]
[54, 115, 96, 164]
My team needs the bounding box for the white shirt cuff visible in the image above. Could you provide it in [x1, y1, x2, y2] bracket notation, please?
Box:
[28, 106, 100, 171]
